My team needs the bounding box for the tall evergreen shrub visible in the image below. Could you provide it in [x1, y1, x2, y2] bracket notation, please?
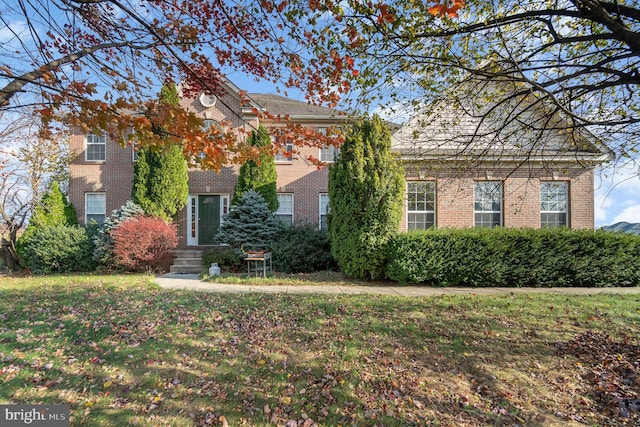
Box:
[233, 125, 278, 211]
[328, 115, 405, 279]
[132, 83, 188, 221]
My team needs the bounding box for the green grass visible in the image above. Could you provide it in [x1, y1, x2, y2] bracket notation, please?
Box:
[0, 274, 638, 426]
[202, 270, 393, 286]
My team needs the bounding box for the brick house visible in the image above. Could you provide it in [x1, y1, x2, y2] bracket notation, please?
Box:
[68, 78, 610, 250]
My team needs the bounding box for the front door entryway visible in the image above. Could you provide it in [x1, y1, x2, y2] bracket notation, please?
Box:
[187, 194, 229, 247]
[198, 195, 221, 245]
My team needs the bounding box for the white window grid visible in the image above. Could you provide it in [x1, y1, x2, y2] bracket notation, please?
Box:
[85, 133, 106, 161]
[319, 193, 330, 231]
[85, 193, 106, 224]
[474, 181, 502, 228]
[540, 181, 569, 228]
[276, 193, 294, 223]
[406, 181, 436, 230]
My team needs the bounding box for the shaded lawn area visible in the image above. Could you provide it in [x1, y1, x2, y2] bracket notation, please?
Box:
[0, 275, 639, 426]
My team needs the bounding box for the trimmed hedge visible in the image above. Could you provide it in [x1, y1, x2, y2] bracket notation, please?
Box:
[385, 228, 640, 287]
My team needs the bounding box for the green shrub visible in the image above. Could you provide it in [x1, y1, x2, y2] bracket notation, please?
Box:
[271, 224, 337, 273]
[328, 115, 404, 279]
[217, 190, 279, 251]
[203, 246, 244, 273]
[19, 225, 95, 274]
[385, 228, 640, 287]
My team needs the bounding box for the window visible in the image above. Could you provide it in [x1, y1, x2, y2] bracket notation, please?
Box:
[474, 181, 502, 228]
[85, 193, 106, 225]
[541, 182, 568, 228]
[407, 181, 436, 230]
[276, 194, 293, 223]
[320, 145, 339, 162]
[318, 128, 339, 162]
[198, 120, 222, 162]
[131, 141, 138, 162]
[273, 135, 294, 162]
[319, 193, 330, 231]
[85, 133, 106, 161]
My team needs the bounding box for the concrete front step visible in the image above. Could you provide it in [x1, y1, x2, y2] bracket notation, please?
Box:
[172, 257, 204, 266]
[169, 264, 204, 274]
[173, 250, 204, 258]
[170, 249, 204, 274]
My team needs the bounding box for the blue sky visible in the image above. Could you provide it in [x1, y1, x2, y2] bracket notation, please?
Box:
[595, 164, 640, 227]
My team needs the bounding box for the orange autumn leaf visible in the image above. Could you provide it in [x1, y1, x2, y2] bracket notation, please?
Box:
[428, 0, 466, 18]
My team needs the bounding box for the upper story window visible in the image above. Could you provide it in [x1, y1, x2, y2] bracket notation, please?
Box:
[273, 135, 294, 162]
[318, 127, 339, 162]
[85, 192, 106, 225]
[85, 133, 106, 161]
[197, 120, 223, 162]
[319, 193, 330, 231]
[407, 181, 436, 230]
[541, 182, 569, 228]
[474, 181, 502, 228]
[320, 145, 340, 163]
[276, 193, 294, 223]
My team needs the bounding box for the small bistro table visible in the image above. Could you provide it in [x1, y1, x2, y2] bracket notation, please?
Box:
[245, 251, 272, 278]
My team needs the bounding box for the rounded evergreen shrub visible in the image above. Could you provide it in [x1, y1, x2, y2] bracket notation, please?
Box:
[271, 224, 337, 273]
[112, 216, 178, 273]
[19, 225, 95, 274]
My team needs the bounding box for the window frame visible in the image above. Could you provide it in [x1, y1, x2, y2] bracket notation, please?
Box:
[318, 127, 339, 163]
[85, 192, 106, 225]
[540, 181, 569, 228]
[319, 193, 330, 231]
[276, 193, 294, 223]
[406, 181, 436, 230]
[474, 181, 503, 228]
[273, 135, 294, 163]
[85, 133, 106, 162]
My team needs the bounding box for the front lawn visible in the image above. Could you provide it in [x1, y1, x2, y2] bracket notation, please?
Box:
[1, 274, 638, 426]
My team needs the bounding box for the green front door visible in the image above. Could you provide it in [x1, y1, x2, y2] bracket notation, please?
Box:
[198, 195, 220, 245]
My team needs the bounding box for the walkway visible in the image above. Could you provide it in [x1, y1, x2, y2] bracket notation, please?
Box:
[154, 274, 640, 297]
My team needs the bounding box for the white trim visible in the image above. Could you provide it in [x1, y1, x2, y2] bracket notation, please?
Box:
[473, 181, 503, 228]
[85, 192, 106, 225]
[186, 193, 230, 246]
[406, 181, 436, 230]
[85, 133, 106, 161]
[319, 193, 330, 231]
[540, 181, 569, 228]
[276, 193, 294, 223]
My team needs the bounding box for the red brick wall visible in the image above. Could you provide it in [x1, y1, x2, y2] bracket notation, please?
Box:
[402, 164, 595, 230]
[69, 130, 135, 223]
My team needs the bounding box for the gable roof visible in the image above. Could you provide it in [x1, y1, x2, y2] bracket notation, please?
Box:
[248, 93, 345, 121]
[391, 73, 612, 165]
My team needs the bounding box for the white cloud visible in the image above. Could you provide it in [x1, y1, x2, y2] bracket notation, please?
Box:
[594, 191, 613, 225]
[612, 205, 640, 224]
[0, 20, 27, 44]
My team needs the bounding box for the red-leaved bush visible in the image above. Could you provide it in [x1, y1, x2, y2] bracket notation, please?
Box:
[112, 216, 178, 272]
